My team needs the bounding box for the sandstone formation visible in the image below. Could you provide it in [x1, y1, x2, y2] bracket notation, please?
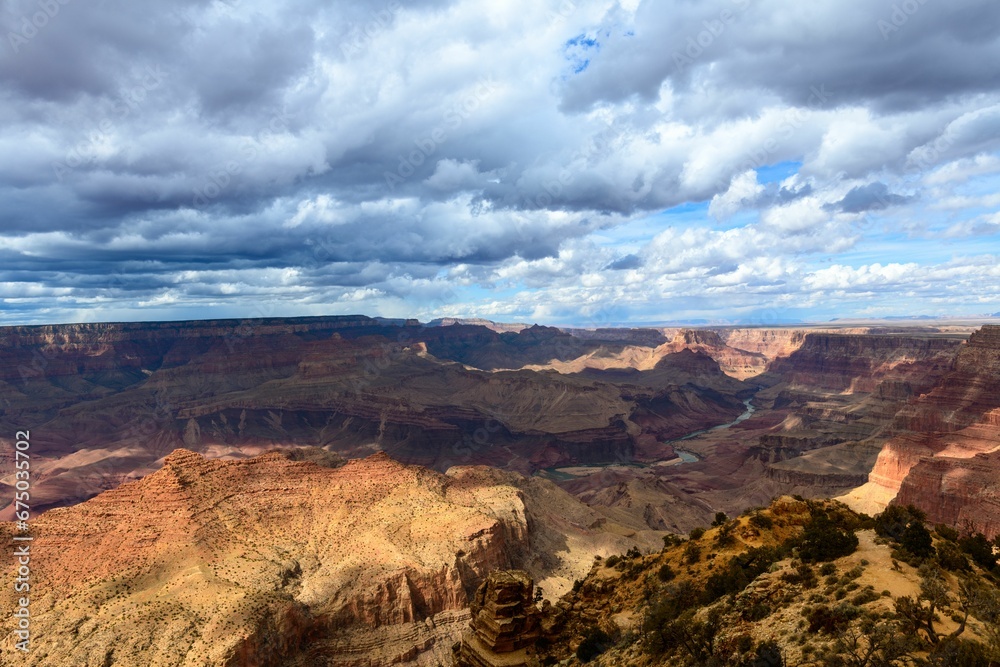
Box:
[527, 327, 803, 380]
[452, 570, 541, 667]
[546, 329, 969, 532]
[0, 316, 748, 517]
[0, 449, 661, 666]
[845, 326, 1000, 536]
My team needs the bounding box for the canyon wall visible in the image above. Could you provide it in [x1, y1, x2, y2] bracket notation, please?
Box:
[0, 449, 660, 666]
[762, 332, 961, 393]
[844, 326, 1000, 536]
[0, 317, 748, 517]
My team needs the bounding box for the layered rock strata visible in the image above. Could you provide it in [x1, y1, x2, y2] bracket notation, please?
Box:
[453, 570, 541, 667]
[0, 316, 748, 516]
[0, 449, 660, 666]
[844, 326, 1000, 535]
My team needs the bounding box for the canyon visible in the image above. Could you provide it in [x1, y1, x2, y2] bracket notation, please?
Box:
[1, 316, 999, 663]
[0, 448, 660, 665]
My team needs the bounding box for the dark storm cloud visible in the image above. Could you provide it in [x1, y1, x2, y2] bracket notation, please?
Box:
[828, 182, 916, 214]
[1, 0, 999, 324]
[559, 0, 1000, 115]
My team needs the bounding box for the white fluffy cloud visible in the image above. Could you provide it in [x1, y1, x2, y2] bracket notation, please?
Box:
[1, 0, 999, 324]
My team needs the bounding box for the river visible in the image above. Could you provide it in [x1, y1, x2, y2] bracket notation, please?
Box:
[539, 396, 757, 479]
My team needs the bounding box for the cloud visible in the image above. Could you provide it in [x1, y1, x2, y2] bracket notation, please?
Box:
[1, 0, 999, 324]
[828, 182, 917, 214]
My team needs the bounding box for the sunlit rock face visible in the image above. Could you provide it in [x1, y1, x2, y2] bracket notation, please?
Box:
[0, 316, 752, 518]
[452, 570, 542, 667]
[845, 326, 1000, 536]
[0, 448, 661, 666]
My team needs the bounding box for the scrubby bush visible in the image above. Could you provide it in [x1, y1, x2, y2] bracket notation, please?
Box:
[689, 527, 705, 540]
[936, 540, 971, 571]
[748, 640, 783, 666]
[662, 534, 683, 549]
[741, 602, 773, 622]
[749, 512, 774, 530]
[576, 627, 613, 662]
[684, 542, 702, 564]
[960, 533, 998, 571]
[712, 511, 729, 527]
[850, 588, 880, 606]
[714, 521, 738, 548]
[781, 563, 818, 589]
[935, 524, 960, 542]
[873, 505, 925, 541]
[798, 514, 859, 562]
[706, 546, 786, 600]
[657, 563, 675, 582]
[926, 637, 993, 667]
[806, 603, 861, 634]
[901, 521, 934, 559]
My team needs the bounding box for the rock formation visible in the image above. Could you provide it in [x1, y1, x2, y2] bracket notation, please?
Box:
[846, 326, 1000, 535]
[0, 316, 750, 517]
[0, 449, 661, 666]
[452, 570, 541, 667]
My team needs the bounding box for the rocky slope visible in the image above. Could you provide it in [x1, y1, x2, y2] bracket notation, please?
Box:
[0, 449, 662, 666]
[0, 316, 748, 517]
[530, 327, 810, 380]
[462, 498, 999, 666]
[845, 325, 1000, 536]
[542, 329, 968, 534]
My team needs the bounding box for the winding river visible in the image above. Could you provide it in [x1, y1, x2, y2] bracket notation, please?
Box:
[540, 395, 757, 480]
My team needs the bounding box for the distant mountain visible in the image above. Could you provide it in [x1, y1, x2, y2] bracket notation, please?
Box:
[424, 317, 530, 333]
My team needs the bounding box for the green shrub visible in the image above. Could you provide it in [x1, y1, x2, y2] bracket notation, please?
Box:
[662, 534, 683, 549]
[798, 514, 859, 562]
[901, 521, 934, 559]
[657, 563, 675, 582]
[689, 527, 705, 540]
[874, 505, 925, 541]
[806, 603, 860, 634]
[936, 540, 970, 571]
[749, 640, 784, 667]
[714, 521, 737, 548]
[935, 524, 960, 542]
[959, 533, 998, 571]
[705, 546, 786, 600]
[576, 627, 613, 662]
[926, 637, 993, 667]
[850, 588, 880, 606]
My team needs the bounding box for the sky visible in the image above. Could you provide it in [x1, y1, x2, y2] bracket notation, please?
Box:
[1, 0, 999, 327]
